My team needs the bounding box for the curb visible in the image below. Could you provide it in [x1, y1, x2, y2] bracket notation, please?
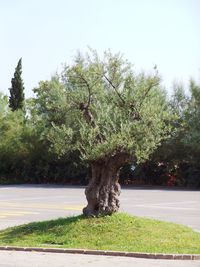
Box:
[0, 246, 199, 260]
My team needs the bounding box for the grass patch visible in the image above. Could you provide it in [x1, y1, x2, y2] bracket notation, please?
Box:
[0, 213, 199, 254]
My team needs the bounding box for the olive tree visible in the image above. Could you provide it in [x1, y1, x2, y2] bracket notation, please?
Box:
[35, 50, 173, 216]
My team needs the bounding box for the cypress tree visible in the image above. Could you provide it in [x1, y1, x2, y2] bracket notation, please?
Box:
[9, 58, 25, 111]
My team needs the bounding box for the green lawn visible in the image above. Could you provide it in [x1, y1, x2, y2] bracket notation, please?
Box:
[0, 213, 199, 254]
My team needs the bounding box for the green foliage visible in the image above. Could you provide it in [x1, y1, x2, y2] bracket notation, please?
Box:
[0, 93, 86, 184]
[183, 79, 200, 157]
[1, 49, 199, 187]
[1, 49, 174, 185]
[9, 58, 25, 111]
[135, 80, 200, 187]
[38, 50, 173, 164]
[0, 100, 26, 181]
[167, 79, 200, 164]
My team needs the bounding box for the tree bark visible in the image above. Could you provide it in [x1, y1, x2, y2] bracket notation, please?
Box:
[83, 152, 133, 217]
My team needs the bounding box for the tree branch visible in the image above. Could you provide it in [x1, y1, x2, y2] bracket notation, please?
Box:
[138, 80, 159, 109]
[75, 74, 92, 108]
[71, 72, 104, 143]
[103, 74, 125, 105]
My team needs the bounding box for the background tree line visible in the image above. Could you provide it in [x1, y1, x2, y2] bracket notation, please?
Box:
[0, 53, 200, 188]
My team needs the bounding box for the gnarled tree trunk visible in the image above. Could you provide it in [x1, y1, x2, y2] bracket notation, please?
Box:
[83, 152, 133, 217]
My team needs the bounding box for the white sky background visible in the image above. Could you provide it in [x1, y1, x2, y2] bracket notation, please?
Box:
[0, 0, 200, 98]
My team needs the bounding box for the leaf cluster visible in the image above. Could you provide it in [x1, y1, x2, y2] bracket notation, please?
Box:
[34, 50, 173, 163]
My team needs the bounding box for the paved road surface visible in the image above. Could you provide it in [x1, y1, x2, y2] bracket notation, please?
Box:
[0, 185, 199, 231]
[120, 187, 200, 231]
[0, 251, 199, 267]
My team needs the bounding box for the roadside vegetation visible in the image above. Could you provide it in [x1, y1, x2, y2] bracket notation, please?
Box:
[0, 213, 199, 254]
[0, 50, 200, 189]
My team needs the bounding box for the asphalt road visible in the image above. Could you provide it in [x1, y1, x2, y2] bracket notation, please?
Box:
[0, 251, 199, 267]
[0, 185, 199, 231]
[0, 185, 200, 231]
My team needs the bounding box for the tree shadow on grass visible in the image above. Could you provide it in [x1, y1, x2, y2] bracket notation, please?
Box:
[0, 215, 85, 244]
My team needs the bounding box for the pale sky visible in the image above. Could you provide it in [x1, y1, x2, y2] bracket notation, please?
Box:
[0, 0, 200, 98]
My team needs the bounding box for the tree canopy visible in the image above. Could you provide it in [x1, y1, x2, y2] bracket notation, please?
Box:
[34, 50, 172, 165]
